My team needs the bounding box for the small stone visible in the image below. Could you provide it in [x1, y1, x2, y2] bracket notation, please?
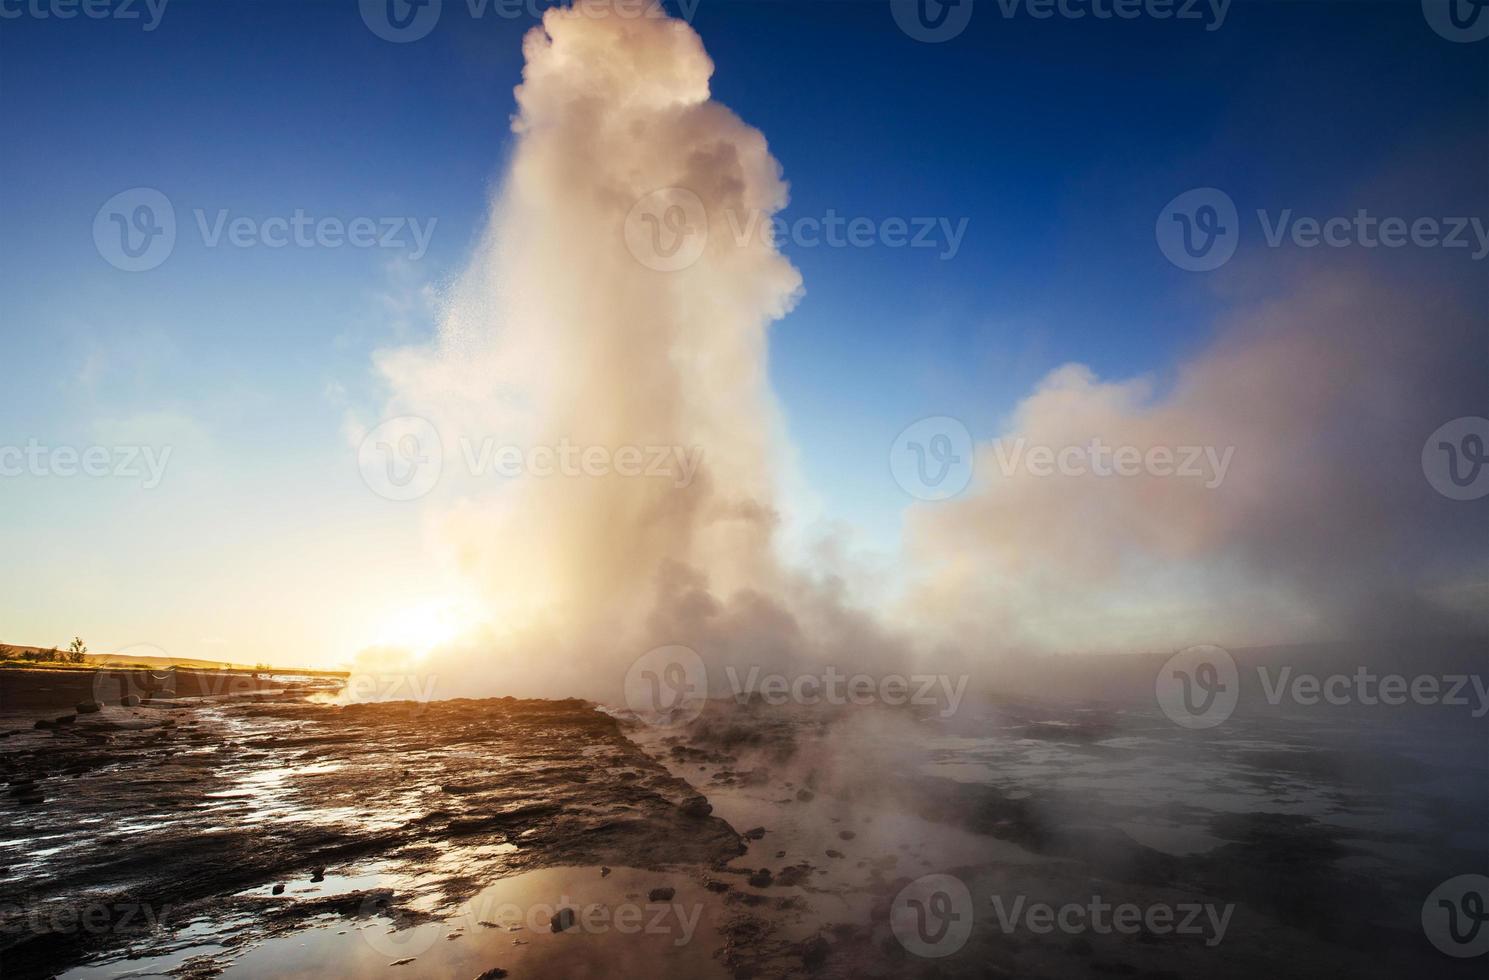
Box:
[648, 887, 675, 902]
[747, 869, 773, 888]
[75, 701, 102, 714]
[600, 866, 611, 877]
[473, 971, 509, 980]
[120, 695, 141, 707]
[704, 879, 729, 893]
[272, 884, 285, 895]
[796, 788, 814, 802]
[825, 849, 844, 859]
[310, 867, 325, 883]
[550, 908, 577, 932]
[838, 831, 856, 841]
[679, 795, 712, 818]
[743, 826, 766, 840]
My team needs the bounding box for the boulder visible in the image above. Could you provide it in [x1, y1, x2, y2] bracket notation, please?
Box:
[550, 908, 576, 933]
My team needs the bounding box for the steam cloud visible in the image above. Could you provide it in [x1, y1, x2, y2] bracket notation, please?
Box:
[362, 5, 913, 699]
[357, 5, 1485, 700]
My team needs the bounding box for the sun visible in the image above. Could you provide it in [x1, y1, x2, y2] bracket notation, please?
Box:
[372, 597, 476, 660]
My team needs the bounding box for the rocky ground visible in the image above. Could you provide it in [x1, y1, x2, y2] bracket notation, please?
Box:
[1, 687, 1482, 978]
[0, 693, 741, 979]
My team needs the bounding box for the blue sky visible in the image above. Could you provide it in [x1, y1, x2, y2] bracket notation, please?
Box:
[1, 0, 1484, 664]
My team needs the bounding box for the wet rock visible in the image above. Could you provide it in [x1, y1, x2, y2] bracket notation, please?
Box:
[550, 907, 577, 933]
[271, 883, 285, 895]
[648, 887, 675, 902]
[743, 826, 767, 840]
[310, 867, 325, 883]
[802, 934, 830, 971]
[776, 864, 812, 887]
[76, 701, 103, 714]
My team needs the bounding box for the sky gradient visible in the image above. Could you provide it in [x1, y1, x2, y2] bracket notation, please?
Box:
[1, 0, 1485, 670]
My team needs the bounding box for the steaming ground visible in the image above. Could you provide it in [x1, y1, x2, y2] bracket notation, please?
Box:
[5, 663, 1482, 979]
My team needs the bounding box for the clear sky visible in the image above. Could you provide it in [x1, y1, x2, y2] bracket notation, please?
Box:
[2, 0, 1485, 668]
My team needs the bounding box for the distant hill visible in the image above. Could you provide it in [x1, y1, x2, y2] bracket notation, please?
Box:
[0, 643, 344, 675]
